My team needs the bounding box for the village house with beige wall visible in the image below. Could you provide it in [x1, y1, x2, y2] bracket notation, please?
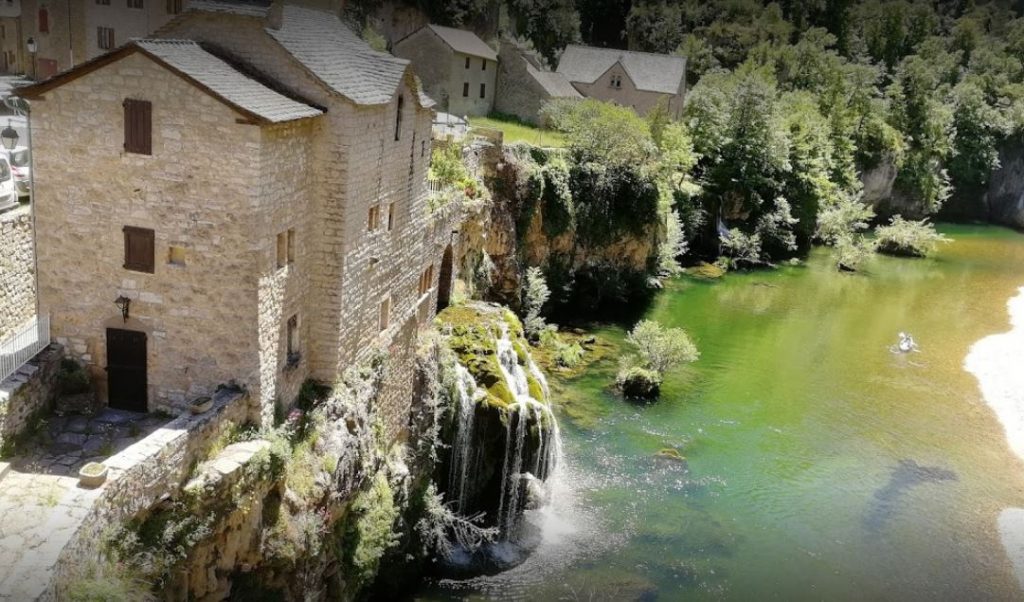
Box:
[556, 44, 687, 118]
[19, 1, 453, 435]
[393, 24, 497, 117]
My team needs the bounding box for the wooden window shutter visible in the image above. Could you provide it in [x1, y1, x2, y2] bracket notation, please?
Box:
[123, 99, 152, 155]
[123, 226, 155, 273]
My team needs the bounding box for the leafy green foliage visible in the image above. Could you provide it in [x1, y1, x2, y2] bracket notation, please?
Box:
[342, 471, 399, 590]
[615, 366, 662, 400]
[507, 0, 581, 64]
[624, 320, 699, 375]
[522, 267, 551, 341]
[875, 216, 950, 257]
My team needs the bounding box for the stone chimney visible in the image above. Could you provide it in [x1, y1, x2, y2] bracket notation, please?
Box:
[267, 0, 284, 30]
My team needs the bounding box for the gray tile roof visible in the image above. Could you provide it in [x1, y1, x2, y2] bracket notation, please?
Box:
[528, 64, 582, 99]
[557, 45, 686, 95]
[186, 0, 271, 17]
[427, 25, 498, 62]
[136, 39, 323, 123]
[266, 5, 431, 107]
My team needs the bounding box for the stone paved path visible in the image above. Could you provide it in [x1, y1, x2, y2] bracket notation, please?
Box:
[0, 409, 168, 600]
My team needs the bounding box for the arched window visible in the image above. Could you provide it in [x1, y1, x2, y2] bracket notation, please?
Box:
[394, 95, 404, 141]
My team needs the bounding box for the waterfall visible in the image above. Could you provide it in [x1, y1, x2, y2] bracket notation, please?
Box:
[446, 322, 563, 542]
[448, 365, 479, 511]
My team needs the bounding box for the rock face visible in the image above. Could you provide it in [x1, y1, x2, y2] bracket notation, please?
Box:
[981, 142, 1024, 229]
[459, 145, 659, 313]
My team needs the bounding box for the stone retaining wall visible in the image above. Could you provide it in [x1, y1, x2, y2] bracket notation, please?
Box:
[51, 387, 249, 600]
[0, 206, 36, 341]
[0, 344, 62, 453]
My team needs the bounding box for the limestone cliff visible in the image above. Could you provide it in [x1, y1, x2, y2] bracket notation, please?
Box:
[457, 143, 661, 317]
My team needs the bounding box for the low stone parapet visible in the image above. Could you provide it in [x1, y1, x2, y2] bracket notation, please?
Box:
[0, 344, 63, 453]
[50, 386, 250, 600]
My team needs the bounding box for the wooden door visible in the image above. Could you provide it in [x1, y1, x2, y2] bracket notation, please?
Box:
[106, 328, 147, 412]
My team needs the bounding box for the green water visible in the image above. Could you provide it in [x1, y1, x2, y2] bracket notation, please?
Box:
[423, 225, 1024, 601]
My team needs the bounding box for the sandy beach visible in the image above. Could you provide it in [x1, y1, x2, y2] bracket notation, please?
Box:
[965, 286, 1024, 591]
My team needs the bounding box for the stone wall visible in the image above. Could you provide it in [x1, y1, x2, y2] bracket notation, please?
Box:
[0, 343, 62, 452]
[52, 387, 249, 600]
[0, 206, 35, 340]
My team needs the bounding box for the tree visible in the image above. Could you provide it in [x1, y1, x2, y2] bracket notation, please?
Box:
[507, 0, 581, 64]
[624, 320, 699, 374]
[522, 267, 551, 340]
[626, 1, 684, 54]
[948, 81, 1004, 191]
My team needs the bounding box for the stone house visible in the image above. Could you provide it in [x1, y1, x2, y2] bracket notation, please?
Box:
[556, 44, 687, 118]
[83, 0, 189, 61]
[18, 2, 454, 435]
[0, 0, 23, 74]
[494, 39, 580, 125]
[393, 24, 497, 117]
[19, 0, 86, 80]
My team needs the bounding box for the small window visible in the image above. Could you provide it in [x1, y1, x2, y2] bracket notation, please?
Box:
[462, 82, 469, 97]
[97, 27, 114, 50]
[465, 56, 470, 69]
[276, 232, 287, 268]
[168, 246, 186, 266]
[421, 140, 427, 158]
[128, 0, 144, 8]
[166, 0, 182, 13]
[287, 228, 295, 263]
[123, 226, 155, 273]
[418, 264, 434, 296]
[480, 83, 486, 98]
[38, 8, 49, 34]
[286, 314, 300, 366]
[123, 98, 152, 155]
[482, 59, 486, 71]
[379, 296, 391, 332]
[394, 95, 403, 141]
[96, 0, 110, 5]
[368, 205, 380, 231]
[387, 203, 395, 232]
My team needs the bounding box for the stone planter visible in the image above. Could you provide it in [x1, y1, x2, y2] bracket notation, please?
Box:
[189, 396, 213, 414]
[79, 462, 108, 488]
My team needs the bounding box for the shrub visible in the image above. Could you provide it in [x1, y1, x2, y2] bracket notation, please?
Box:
[58, 358, 91, 396]
[833, 234, 877, 272]
[522, 267, 550, 341]
[615, 366, 662, 400]
[429, 143, 469, 187]
[342, 471, 399, 590]
[625, 320, 699, 375]
[874, 216, 950, 257]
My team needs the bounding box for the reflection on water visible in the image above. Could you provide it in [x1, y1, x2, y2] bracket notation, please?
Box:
[418, 226, 1024, 601]
[864, 459, 959, 532]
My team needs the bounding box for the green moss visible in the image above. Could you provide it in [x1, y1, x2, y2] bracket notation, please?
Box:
[512, 341, 529, 365]
[655, 447, 686, 462]
[439, 305, 527, 409]
[527, 374, 545, 402]
[341, 471, 399, 590]
[688, 262, 726, 279]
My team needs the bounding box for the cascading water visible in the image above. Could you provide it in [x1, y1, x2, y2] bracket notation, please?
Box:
[442, 320, 563, 566]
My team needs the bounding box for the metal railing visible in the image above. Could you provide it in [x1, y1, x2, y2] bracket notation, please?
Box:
[0, 314, 50, 384]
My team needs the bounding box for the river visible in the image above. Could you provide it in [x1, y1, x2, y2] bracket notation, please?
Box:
[419, 224, 1024, 601]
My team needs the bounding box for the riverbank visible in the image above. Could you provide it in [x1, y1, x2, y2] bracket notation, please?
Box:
[966, 286, 1024, 591]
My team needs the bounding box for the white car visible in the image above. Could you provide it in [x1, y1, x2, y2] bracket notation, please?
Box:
[0, 146, 29, 200]
[0, 155, 18, 210]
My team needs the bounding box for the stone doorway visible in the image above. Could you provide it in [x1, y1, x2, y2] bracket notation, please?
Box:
[437, 244, 454, 313]
[106, 328, 147, 412]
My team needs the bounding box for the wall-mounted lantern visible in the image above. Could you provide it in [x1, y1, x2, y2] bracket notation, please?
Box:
[1, 121, 18, 150]
[114, 295, 131, 322]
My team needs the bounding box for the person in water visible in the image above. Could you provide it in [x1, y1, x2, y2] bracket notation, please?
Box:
[896, 332, 918, 353]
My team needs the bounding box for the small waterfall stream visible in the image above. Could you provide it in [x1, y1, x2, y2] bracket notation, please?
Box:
[446, 323, 563, 544]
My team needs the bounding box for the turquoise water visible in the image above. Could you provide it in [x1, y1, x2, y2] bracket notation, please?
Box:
[420, 225, 1024, 601]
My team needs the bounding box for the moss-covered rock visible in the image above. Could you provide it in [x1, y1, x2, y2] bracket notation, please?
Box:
[616, 366, 662, 400]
